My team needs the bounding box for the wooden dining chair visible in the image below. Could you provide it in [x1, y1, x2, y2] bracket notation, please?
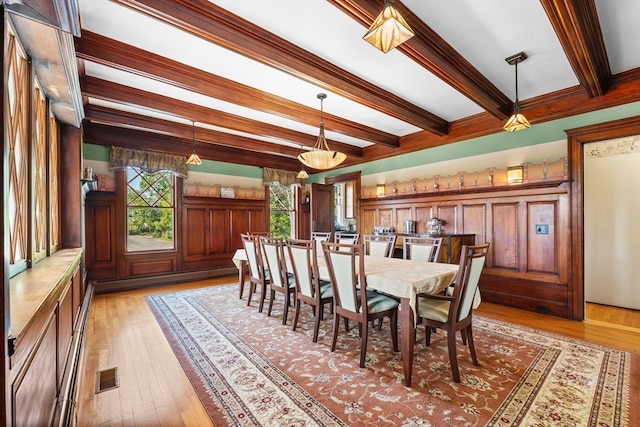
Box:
[311, 231, 333, 241]
[416, 243, 490, 382]
[363, 234, 397, 258]
[334, 232, 360, 247]
[260, 236, 296, 325]
[286, 239, 333, 342]
[241, 233, 270, 312]
[322, 241, 399, 368]
[403, 236, 443, 262]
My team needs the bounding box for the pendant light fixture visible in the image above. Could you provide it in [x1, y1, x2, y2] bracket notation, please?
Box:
[298, 93, 347, 170]
[186, 120, 202, 165]
[296, 155, 309, 179]
[363, 0, 415, 53]
[503, 52, 531, 132]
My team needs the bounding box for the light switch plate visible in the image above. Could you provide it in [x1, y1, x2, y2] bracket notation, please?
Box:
[536, 224, 549, 234]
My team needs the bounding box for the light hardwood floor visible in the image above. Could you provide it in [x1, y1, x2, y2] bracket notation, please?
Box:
[74, 276, 640, 427]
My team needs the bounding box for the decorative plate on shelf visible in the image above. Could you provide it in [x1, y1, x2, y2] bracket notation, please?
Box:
[221, 187, 235, 198]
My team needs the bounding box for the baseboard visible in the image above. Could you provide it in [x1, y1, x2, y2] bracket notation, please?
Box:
[54, 280, 95, 427]
[94, 267, 237, 294]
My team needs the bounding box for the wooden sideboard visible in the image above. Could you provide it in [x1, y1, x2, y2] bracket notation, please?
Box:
[392, 233, 475, 264]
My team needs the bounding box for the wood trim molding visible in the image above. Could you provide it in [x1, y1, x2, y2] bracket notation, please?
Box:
[541, 0, 610, 97]
[329, 0, 512, 119]
[566, 114, 640, 320]
[76, 31, 398, 147]
[115, 0, 448, 135]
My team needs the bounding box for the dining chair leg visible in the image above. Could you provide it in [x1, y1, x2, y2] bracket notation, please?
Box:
[312, 306, 322, 343]
[466, 325, 479, 366]
[360, 320, 369, 368]
[390, 311, 399, 352]
[282, 293, 290, 325]
[267, 289, 276, 317]
[258, 283, 268, 313]
[291, 300, 301, 331]
[331, 314, 340, 352]
[247, 283, 255, 307]
[447, 329, 461, 383]
[425, 324, 433, 346]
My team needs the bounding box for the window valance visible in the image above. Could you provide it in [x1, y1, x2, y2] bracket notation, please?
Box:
[262, 167, 302, 187]
[109, 147, 188, 178]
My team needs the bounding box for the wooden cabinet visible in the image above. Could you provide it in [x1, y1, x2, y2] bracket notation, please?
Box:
[437, 234, 476, 264]
[392, 233, 475, 264]
[84, 191, 117, 280]
[9, 249, 84, 427]
[182, 197, 268, 270]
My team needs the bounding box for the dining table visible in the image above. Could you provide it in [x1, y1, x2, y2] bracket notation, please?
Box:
[232, 248, 248, 299]
[232, 248, 461, 387]
[316, 255, 459, 387]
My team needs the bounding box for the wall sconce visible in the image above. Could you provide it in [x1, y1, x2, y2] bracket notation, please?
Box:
[376, 184, 385, 197]
[507, 165, 524, 184]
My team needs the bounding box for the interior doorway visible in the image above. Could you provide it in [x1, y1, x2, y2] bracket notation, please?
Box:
[324, 171, 361, 234]
[583, 137, 640, 311]
[567, 116, 640, 323]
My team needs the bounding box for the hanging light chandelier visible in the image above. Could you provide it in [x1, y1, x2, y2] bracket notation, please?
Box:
[363, 0, 415, 53]
[186, 120, 202, 165]
[298, 93, 347, 170]
[503, 52, 531, 132]
[296, 165, 309, 180]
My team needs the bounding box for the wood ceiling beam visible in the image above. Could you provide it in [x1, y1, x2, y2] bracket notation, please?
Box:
[329, 0, 513, 119]
[84, 105, 311, 159]
[76, 31, 399, 148]
[540, 0, 611, 97]
[364, 71, 640, 163]
[115, 0, 449, 136]
[84, 122, 301, 170]
[80, 76, 363, 158]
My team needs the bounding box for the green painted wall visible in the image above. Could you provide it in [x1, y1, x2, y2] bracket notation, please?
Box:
[84, 101, 640, 181]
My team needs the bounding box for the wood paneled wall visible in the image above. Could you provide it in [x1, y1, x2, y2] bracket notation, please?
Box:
[85, 174, 269, 291]
[361, 182, 571, 318]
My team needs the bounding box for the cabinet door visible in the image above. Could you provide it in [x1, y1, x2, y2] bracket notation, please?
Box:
[183, 206, 209, 259]
[85, 193, 117, 280]
[311, 183, 334, 232]
[209, 208, 227, 255]
[229, 208, 248, 251]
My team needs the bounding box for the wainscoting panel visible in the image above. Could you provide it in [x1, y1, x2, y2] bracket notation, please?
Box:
[491, 203, 519, 271]
[526, 201, 558, 275]
[360, 182, 570, 317]
[461, 204, 487, 245]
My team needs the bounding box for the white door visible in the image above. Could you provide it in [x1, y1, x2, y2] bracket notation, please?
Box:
[584, 137, 640, 310]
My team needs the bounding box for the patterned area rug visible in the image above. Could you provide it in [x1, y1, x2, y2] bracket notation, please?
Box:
[146, 284, 639, 426]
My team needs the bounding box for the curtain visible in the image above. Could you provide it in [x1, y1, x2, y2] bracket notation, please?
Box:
[109, 146, 188, 178]
[262, 167, 302, 187]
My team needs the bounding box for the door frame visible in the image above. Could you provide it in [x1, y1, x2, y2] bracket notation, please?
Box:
[567, 115, 640, 320]
[324, 171, 361, 234]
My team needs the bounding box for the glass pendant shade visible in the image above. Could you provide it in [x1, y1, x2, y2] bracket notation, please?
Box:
[186, 121, 203, 165]
[503, 110, 531, 132]
[298, 123, 347, 170]
[363, 2, 415, 53]
[298, 93, 347, 170]
[296, 168, 309, 179]
[186, 151, 202, 165]
[503, 52, 530, 132]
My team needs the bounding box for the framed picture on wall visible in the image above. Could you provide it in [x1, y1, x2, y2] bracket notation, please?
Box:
[221, 187, 235, 198]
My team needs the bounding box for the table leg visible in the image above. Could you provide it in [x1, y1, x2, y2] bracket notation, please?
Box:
[400, 297, 415, 387]
[238, 260, 247, 299]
